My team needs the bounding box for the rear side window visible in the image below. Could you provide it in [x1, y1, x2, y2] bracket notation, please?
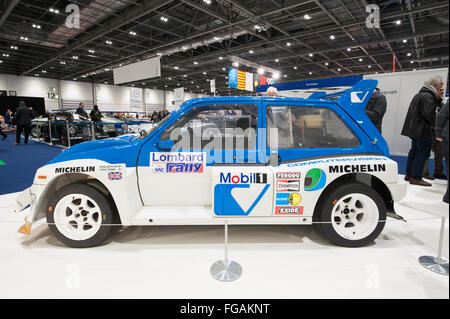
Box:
[267, 106, 360, 149]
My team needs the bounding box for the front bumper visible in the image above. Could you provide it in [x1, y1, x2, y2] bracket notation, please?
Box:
[14, 184, 46, 234]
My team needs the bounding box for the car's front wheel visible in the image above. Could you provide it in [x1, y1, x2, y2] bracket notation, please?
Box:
[46, 184, 117, 248]
[316, 182, 386, 247]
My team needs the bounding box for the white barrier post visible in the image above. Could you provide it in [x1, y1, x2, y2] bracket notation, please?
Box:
[210, 220, 242, 282]
[419, 216, 449, 275]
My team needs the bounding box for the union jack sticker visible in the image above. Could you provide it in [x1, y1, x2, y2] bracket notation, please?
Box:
[108, 171, 123, 180]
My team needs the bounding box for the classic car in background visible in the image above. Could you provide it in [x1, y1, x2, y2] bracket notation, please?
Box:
[30, 109, 124, 146]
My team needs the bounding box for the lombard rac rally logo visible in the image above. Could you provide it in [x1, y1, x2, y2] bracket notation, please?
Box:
[150, 152, 205, 173]
[351, 91, 370, 103]
[304, 168, 326, 191]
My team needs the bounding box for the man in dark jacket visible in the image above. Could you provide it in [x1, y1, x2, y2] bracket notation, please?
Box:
[14, 101, 33, 145]
[435, 100, 449, 203]
[365, 88, 387, 133]
[401, 76, 444, 186]
[76, 102, 89, 120]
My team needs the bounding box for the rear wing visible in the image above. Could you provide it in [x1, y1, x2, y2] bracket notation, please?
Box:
[309, 79, 378, 108]
[335, 79, 377, 110]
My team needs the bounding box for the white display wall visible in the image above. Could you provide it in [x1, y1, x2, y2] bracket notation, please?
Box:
[0, 73, 206, 115]
[363, 68, 448, 156]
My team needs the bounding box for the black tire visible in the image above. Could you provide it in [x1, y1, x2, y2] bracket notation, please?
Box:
[316, 182, 386, 247]
[30, 125, 41, 138]
[46, 183, 117, 248]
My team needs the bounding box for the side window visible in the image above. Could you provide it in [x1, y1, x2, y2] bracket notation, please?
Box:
[267, 105, 360, 149]
[160, 104, 258, 150]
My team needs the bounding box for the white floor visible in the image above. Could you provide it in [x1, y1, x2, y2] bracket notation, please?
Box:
[0, 176, 448, 299]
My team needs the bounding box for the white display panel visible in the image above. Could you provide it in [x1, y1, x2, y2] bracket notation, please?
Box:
[113, 57, 161, 85]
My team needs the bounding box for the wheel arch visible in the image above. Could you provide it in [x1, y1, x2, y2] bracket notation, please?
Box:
[35, 173, 121, 223]
[313, 173, 393, 221]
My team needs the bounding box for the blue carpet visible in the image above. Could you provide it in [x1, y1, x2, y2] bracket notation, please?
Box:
[0, 139, 64, 195]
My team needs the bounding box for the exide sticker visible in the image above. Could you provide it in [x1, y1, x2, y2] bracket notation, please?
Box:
[275, 206, 304, 215]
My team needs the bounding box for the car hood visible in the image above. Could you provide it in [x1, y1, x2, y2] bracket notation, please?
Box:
[47, 134, 141, 166]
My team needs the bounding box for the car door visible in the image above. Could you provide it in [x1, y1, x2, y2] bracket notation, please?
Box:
[137, 101, 273, 217]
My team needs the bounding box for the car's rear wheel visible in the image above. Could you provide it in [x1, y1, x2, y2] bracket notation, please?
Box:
[46, 183, 117, 248]
[316, 182, 386, 247]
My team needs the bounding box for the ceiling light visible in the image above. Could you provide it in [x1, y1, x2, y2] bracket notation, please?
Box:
[293, 66, 298, 70]
[89, 49, 95, 53]
[275, 59, 279, 62]
[104, 81, 108, 84]
[254, 25, 261, 30]
[325, 62, 329, 66]
[203, 0, 212, 4]
[395, 20, 402, 25]
[60, 61, 66, 64]
[337, 68, 341, 71]
[182, 46, 188, 51]
[257, 68, 265, 75]
[286, 42, 292, 47]
[10, 46, 18, 50]
[34, 74, 39, 77]
[41, 70, 47, 73]
[2, 53, 9, 57]
[203, 72, 207, 75]
[193, 61, 198, 65]
[304, 14, 311, 20]
[129, 31, 137, 36]
[329, 35, 335, 40]
[20, 37, 28, 41]
[410, 60, 414, 63]
[106, 40, 112, 45]
[49, 8, 59, 14]
[359, 58, 363, 62]
[249, 50, 254, 54]
[219, 56, 223, 60]
[222, 68, 226, 71]
[309, 72, 312, 75]
[0, 60, 2, 63]
[174, 66, 179, 70]
[284, 75, 287, 78]
[32, 24, 41, 29]
[168, 77, 172, 80]
[183, 74, 187, 77]
[407, 52, 412, 56]
[273, 72, 280, 80]
[368, 65, 372, 68]
[160, 16, 168, 22]
[347, 48, 351, 52]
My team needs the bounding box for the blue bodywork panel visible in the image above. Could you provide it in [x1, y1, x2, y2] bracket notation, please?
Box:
[48, 79, 388, 167]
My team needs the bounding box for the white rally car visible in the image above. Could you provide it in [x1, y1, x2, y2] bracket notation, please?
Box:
[15, 80, 406, 248]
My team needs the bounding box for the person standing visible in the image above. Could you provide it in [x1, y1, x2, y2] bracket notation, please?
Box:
[76, 102, 89, 120]
[401, 76, 444, 186]
[365, 88, 387, 134]
[90, 105, 103, 122]
[4, 109, 12, 127]
[435, 100, 449, 203]
[14, 101, 33, 145]
[423, 88, 446, 180]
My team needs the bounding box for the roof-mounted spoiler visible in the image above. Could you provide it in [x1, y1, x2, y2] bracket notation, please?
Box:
[309, 79, 378, 109]
[336, 79, 378, 110]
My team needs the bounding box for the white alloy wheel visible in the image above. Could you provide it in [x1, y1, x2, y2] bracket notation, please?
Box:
[53, 194, 103, 241]
[330, 193, 380, 241]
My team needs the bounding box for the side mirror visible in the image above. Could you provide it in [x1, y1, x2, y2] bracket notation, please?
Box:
[157, 139, 174, 150]
[269, 152, 280, 167]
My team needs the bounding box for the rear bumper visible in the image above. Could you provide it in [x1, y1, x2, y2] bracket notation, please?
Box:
[386, 178, 408, 202]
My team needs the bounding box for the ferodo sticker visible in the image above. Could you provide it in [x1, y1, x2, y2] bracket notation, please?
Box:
[150, 152, 205, 173]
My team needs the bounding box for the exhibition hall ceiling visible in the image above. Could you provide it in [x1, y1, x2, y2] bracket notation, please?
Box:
[0, 0, 448, 95]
